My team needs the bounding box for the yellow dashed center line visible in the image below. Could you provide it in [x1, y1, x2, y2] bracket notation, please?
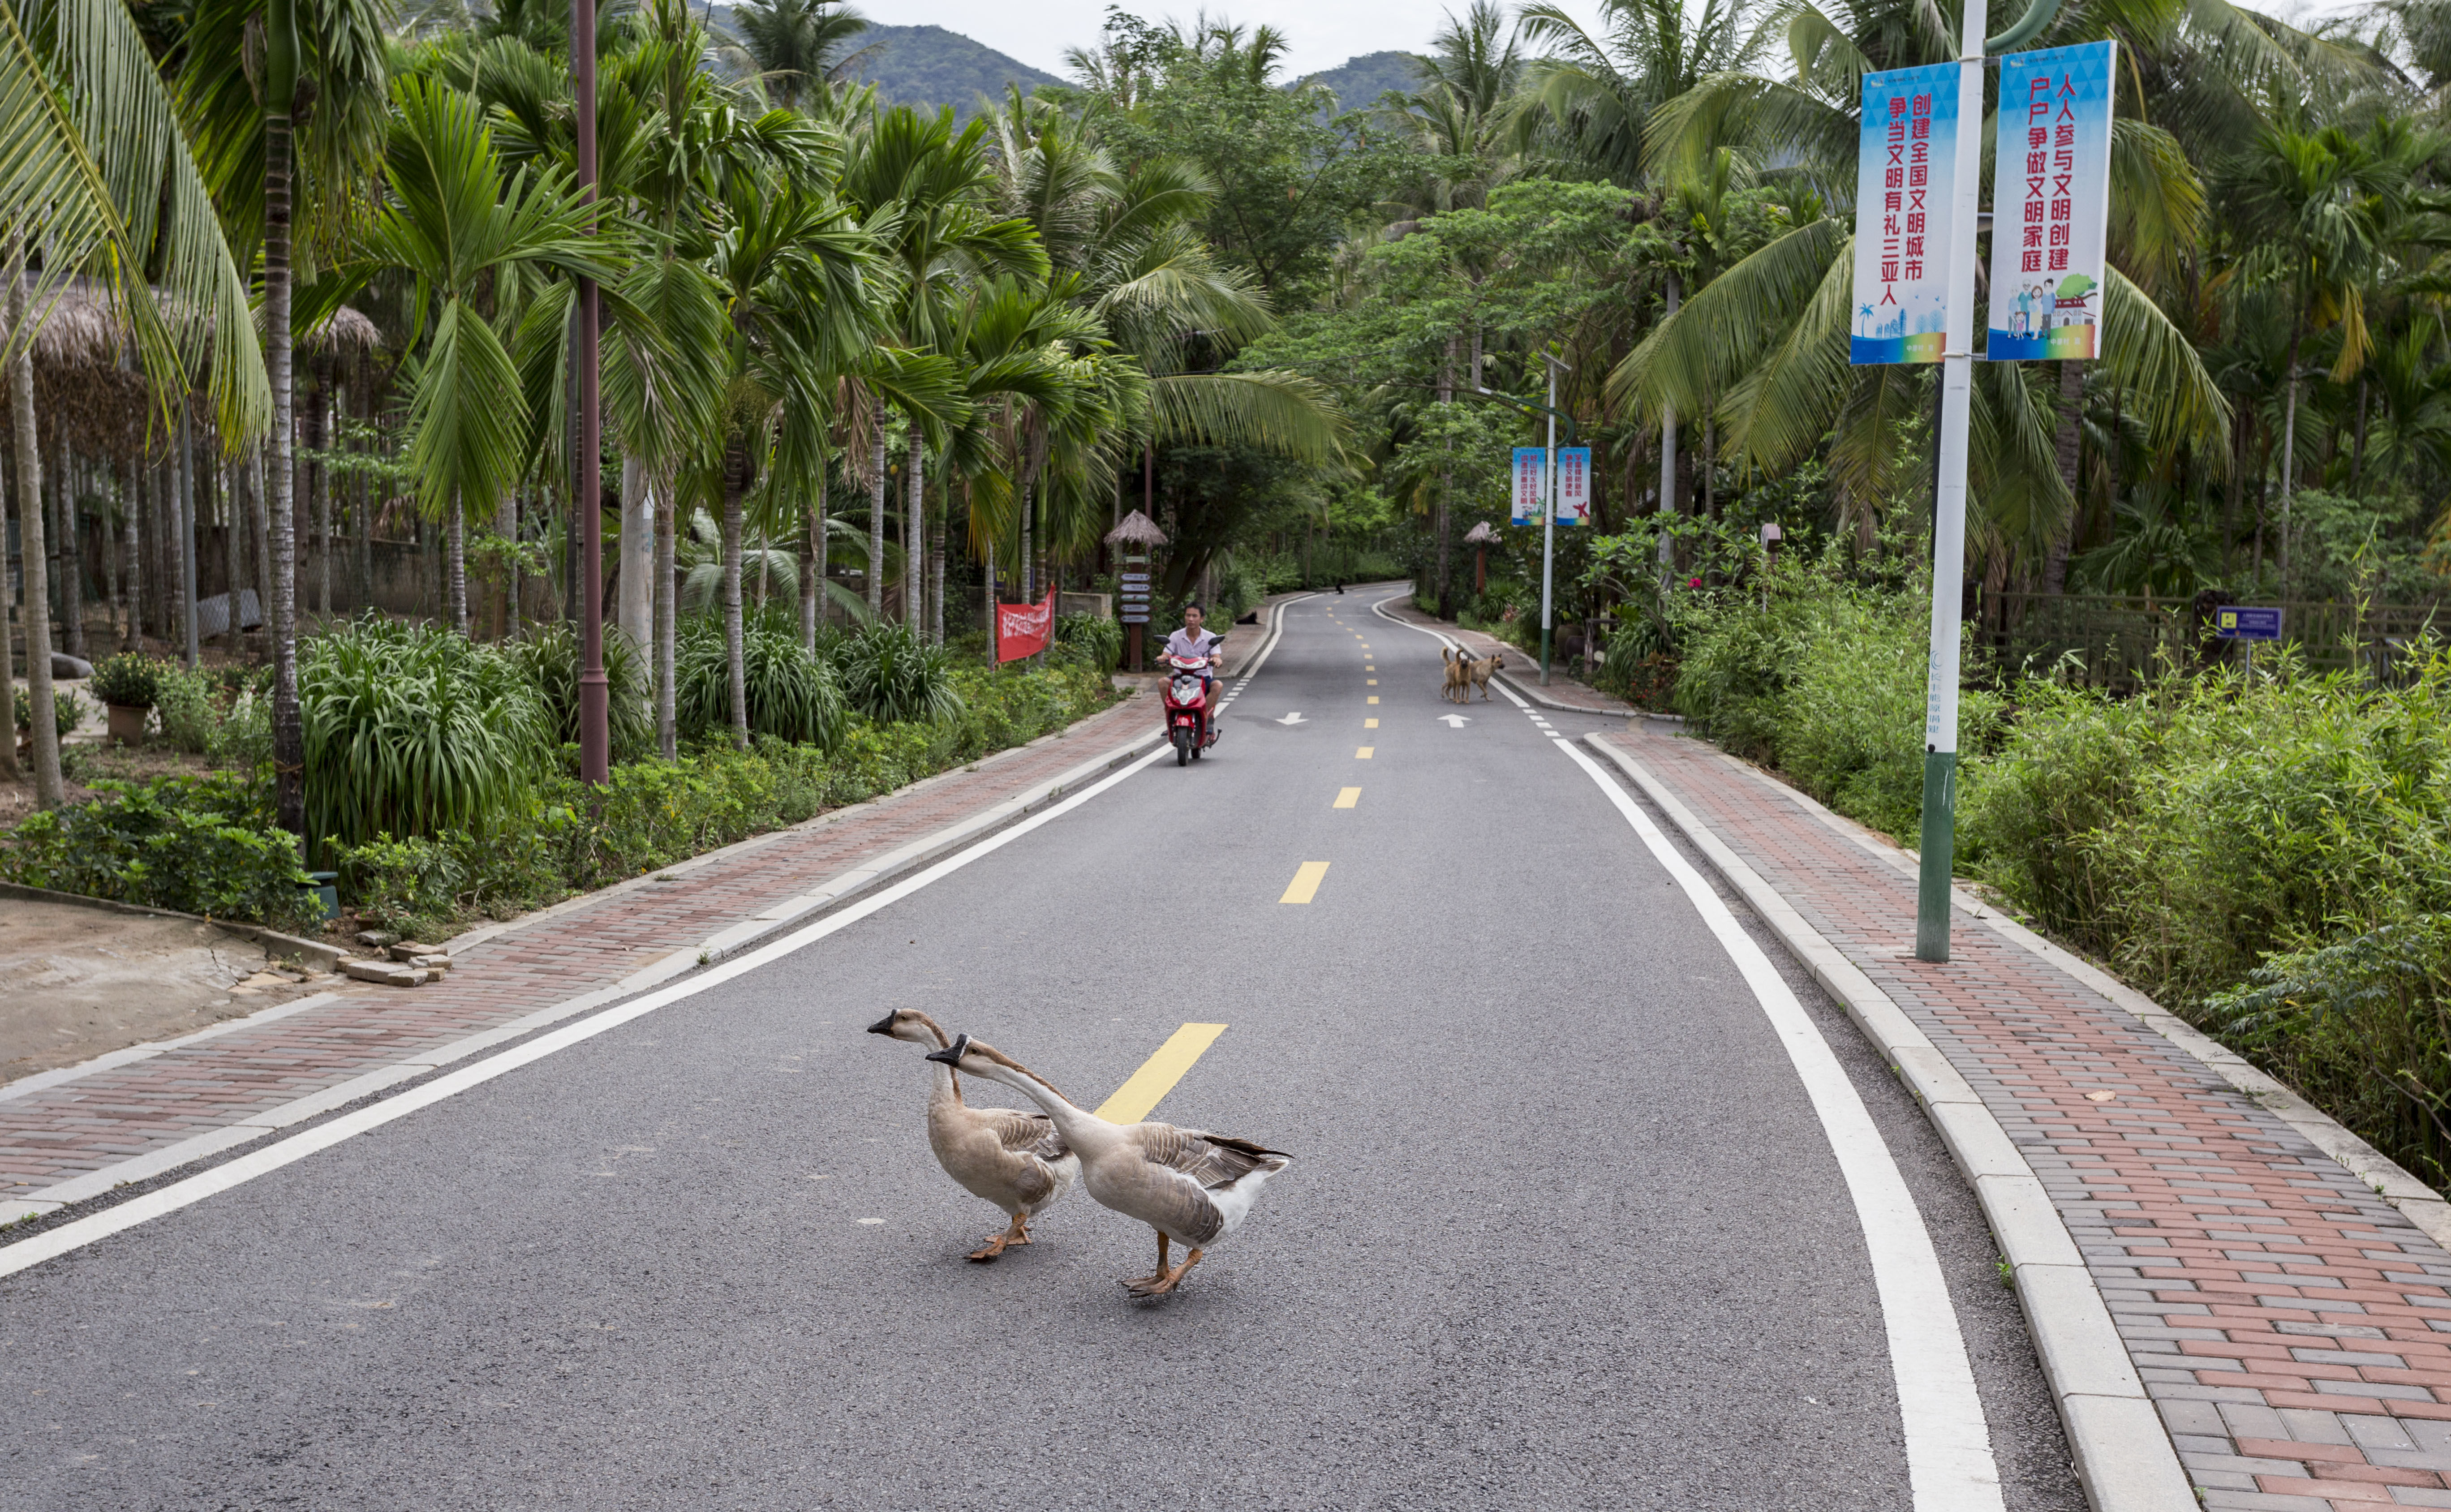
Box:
[1364, 718, 1378, 728]
[1095, 1023, 1229, 1123]
[1356, 746, 1374, 759]
[1367, 696, 1379, 704]
[1280, 861, 1332, 905]
[1334, 787, 1361, 809]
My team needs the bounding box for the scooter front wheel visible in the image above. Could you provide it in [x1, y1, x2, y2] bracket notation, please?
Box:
[1173, 727, 1191, 766]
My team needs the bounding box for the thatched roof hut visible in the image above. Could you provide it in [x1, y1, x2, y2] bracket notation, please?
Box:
[302, 305, 381, 356]
[1105, 509, 1168, 548]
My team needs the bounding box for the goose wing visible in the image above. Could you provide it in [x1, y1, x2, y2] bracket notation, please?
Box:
[1134, 1125, 1288, 1189]
[981, 1107, 1069, 1165]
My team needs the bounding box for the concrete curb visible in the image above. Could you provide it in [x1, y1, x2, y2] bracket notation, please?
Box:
[1583, 734, 2197, 1512]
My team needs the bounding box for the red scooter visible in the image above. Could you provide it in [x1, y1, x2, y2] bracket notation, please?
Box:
[1162, 650, 1221, 766]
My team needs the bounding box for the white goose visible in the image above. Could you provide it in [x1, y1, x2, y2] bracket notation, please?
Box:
[866, 1009, 1077, 1261]
[926, 1034, 1291, 1297]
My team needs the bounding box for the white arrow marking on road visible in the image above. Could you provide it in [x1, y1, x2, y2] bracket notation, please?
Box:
[1438, 713, 1471, 727]
[1275, 712, 1307, 725]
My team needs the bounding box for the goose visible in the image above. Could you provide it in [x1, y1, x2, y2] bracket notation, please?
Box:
[925, 1034, 1291, 1297]
[865, 1009, 1078, 1262]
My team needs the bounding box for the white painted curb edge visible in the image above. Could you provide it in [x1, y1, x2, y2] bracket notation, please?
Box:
[1584, 734, 2196, 1512]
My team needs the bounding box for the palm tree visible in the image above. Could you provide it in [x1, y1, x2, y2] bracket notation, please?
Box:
[1381, 2, 1523, 218]
[303, 78, 618, 635]
[177, 0, 388, 838]
[722, 0, 873, 108]
[0, 0, 270, 807]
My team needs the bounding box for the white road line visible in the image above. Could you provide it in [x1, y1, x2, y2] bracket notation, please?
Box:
[1370, 587, 2003, 1511]
[1555, 739, 2004, 1511]
[0, 747, 1173, 1280]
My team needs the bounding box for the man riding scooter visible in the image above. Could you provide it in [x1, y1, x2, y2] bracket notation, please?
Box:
[1161, 602, 1225, 759]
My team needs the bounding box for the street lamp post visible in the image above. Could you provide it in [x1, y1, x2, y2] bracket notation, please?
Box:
[1913, 0, 2064, 962]
[573, 0, 606, 787]
[1475, 356, 1575, 687]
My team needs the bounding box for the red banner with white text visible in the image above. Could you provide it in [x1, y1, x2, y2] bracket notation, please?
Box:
[995, 590, 1057, 662]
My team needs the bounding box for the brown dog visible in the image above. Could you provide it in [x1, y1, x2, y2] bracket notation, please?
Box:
[1466, 650, 1505, 700]
[1440, 647, 1472, 703]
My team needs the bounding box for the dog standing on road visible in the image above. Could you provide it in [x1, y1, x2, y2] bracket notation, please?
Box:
[1466, 650, 1505, 701]
[1441, 648, 1472, 703]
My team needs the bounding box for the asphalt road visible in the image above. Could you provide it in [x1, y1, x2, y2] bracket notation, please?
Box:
[0, 589, 2084, 1511]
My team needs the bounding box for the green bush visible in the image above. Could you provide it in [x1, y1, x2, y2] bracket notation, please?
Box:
[152, 663, 223, 753]
[88, 653, 159, 709]
[1052, 613, 1122, 672]
[840, 623, 963, 725]
[334, 833, 466, 938]
[298, 614, 554, 862]
[0, 771, 315, 929]
[504, 621, 653, 761]
[15, 688, 85, 741]
[673, 616, 846, 747]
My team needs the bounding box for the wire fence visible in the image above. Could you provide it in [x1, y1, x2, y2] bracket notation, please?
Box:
[1986, 593, 2450, 689]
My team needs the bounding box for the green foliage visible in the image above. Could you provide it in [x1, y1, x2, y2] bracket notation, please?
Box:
[87, 653, 160, 709]
[15, 688, 86, 741]
[1672, 567, 2000, 839]
[839, 623, 964, 725]
[2206, 915, 2451, 1188]
[673, 616, 847, 747]
[298, 615, 554, 863]
[333, 833, 467, 939]
[1052, 612, 1122, 671]
[504, 621, 654, 760]
[0, 772, 314, 929]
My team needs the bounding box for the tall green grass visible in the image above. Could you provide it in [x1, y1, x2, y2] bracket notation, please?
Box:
[299, 616, 553, 862]
[504, 622, 654, 761]
[839, 623, 964, 725]
[673, 615, 847, 747]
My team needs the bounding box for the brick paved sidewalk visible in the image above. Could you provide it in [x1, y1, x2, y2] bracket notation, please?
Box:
[0, 692, 1160, 1224]
[1372, 598, 1635, 715]
[1608, 725, 2451, 1511]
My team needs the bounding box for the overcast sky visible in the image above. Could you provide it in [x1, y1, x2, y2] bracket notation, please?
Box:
[882, 0, 1612, 84]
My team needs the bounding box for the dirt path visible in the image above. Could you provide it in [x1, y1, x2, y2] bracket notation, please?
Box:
[0, 898, 331, 1083]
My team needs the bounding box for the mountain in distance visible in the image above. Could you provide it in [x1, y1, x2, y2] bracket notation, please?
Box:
[1297, 50, 1428, 112]
[844, 24, 1065, 118]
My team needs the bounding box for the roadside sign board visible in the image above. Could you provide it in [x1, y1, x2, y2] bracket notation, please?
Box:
[1555, 447, 1591, 525]
[1986, 40, 2116, 361]
[2213, 606, 2282, 641]
[1511, 447, 1544, 525]
[1850, 61, 1962, 365]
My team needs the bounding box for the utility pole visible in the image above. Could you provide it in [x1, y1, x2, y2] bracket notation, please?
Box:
[1475, 364, 1576, 687]
[573, 0, 607, 787]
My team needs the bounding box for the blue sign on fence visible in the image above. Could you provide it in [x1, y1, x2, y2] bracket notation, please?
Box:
[2213, 606, 2283, 641]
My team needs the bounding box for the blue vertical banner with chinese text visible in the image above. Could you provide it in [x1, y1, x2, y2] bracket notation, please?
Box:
[1985, 40, 2115, 361]
[1850, 62, 1961, 365]
[1554, 447, 1591, 525]
[1511, 447, 1545, 526]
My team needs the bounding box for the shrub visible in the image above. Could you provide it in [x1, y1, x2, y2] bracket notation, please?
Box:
[839, 623, 963, 725]
[504, 621, 654, 761]
[673, 616, 846, 747]
[1052, 613, 1122, 672]
[88, 653, 160, 709]
[152, 663, 223, 753]
[0, 771, 315, 929]
[298, 614, 553, 862]
[334, 833, 467, 938]
[15, 687, 85, 741]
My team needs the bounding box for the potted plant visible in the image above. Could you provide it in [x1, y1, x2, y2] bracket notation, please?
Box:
[89, 653, 159, 746]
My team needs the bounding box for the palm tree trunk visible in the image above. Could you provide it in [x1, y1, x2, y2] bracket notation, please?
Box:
[446, 492, 467, 635]
[802, 463, 825, 650]
[868, 435, 886, 619]
[0, 374, 16, 785]
[654, 480, 676, 759]
[249, 449, 273, 650]
[265, 45, 304, 841]
[722, 443, 749, 751]
[10, 241, 62, 808]
[2043, 361, 2082, 594]
[930, 515, 945, 647]
[983, 541, 996, 650]
[312, 381, 332, 621]
[1657, 273, 1679, 578]
[57, 430, 83, 658]
[906, 432, 924, 635]
[2279, 321, 2303, 598]
[498, 489, 518, 639]
[224, 458, 245, 643]
[1019, 478, 1032, 602]
[1436, 339, 1454, 614]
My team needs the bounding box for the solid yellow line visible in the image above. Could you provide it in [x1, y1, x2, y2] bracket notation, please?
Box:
[1334, 786, 1360, 808]
[1280, 860, 1331, 905]
[1355, 746, 1374, 759]
[1094, 1022, 1229, 1124]
[1364, 718, 1378, 728]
